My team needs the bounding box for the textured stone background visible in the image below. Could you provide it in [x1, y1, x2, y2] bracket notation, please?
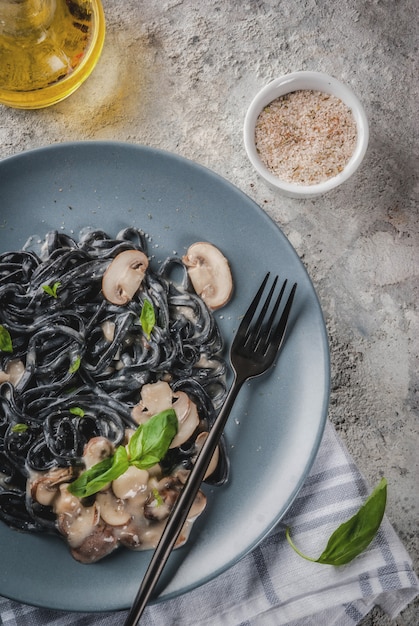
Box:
[0, 1, 418, 623]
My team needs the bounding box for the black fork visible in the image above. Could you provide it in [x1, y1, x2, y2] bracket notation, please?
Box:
[124, 273, 297, 625]
[231, 273, 297, 381]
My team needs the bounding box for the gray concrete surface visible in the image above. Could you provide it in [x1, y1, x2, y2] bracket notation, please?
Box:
[0, 1, 417, 623]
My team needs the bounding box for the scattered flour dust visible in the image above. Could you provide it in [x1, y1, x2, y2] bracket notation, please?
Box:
[255, 90, 357, 185]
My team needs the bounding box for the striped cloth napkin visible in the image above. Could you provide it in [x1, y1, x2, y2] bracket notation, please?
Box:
[1, 420, 417, 626]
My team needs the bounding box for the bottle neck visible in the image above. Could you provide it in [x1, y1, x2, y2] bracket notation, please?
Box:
[0, 0, 57, 36]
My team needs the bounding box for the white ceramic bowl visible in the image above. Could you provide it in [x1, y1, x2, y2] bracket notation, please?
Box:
[243, 71, 369, 198]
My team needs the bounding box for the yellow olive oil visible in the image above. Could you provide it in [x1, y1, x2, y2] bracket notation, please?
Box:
[0, 0, 105, 109]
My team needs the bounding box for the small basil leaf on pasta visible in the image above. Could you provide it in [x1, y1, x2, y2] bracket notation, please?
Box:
[11, 423, 28, 433]
[0, 325, 13, 353]
[286, 477, 387, 565]
[68, 355, 81, 374]
[140, 299, 156, 339]
[42, 281, 61, 298]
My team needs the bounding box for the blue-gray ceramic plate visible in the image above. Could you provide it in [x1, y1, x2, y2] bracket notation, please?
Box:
[0, 142, 329, 612]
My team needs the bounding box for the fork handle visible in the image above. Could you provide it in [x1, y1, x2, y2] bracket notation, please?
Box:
[123, 375, 243, 626]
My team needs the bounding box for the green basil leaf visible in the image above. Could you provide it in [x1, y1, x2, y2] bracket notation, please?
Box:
[68, 457, 113, 497]
[140, 299, 156, 340]
[0, 325, 13, 353]
[68, 446, 129, 498]
[68, 410, 177, 499]
[317, 477, 387, 565]
[69, 355, 81, 374]
[128, 422, 144, 461]
[70, 407, 85, 417]
[11, 423, 29, 433]
[42, 281, 61, 298]
[128, 408, 178, 469]
[131, 454, 162, 470]
[286, 477, 387, 566]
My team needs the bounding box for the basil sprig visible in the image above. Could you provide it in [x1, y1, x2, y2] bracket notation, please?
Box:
[140, 299, 156, 340]
[0, 325, 13, 353]
[128, 409, 176, 469]
[286, 477, 387, 565]
[42, 281, 61, 298]
[69, 446, 130, 499]
[68, 408, 178, 498]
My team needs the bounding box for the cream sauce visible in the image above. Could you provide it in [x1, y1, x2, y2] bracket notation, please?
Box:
[29, 445, 206, 561]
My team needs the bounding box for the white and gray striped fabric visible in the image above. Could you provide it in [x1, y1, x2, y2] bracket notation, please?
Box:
[1, 420, 417, 626]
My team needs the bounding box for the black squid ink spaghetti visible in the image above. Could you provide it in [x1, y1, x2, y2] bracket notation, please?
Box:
[0, 227, 233, 563]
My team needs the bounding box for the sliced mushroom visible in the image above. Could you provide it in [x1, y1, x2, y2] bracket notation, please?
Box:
[119, 522, 143, 549]
[132, 383, 200, 448]
[112, 466, 149, 500]
[182, 242, 233, 310]
[170, 391, 200, 448]
[187, 488, 207, 520]
[70, 521, 118, 563]
[173, 468, 190, 485]
[101, 319, 116, 342]
[194, 431, 220, 480]
[54, 483, 81, 517]
[132, 381, 173, 424]
[30, 467, 74, 507]
[82, 436, 114, 470]
[55, 484, 100, 549]
[96, 490, 132, 526]
[143, 476, 181, 521]
[102, 249, 149, 305]
[0, 360, 25, 386]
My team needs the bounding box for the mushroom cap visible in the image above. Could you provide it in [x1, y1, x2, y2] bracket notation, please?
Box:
[132, 381, 173, 423]
[143, 476, 181, 521]
[30, 467, 73, 507]
[170, 391, 200, 448]
[194, 431, 220, 480]
[0, 359, 25, 386]
[112, 466, 149, 500]
[187, 489, 207, 520]
[102, 249, 149, 305]
[101, 319, 116, 342]
[131, 381, 200, 448]
[182, 242, 233, 310]
[82, 436, 114, 470]
[55, 484, 101, 549]
[96, 490, 132, 527]
[70, 521, 118, 563]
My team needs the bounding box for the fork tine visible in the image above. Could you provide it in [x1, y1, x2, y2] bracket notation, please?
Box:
[262, 278, 287, 345]
[246, 275, 279, 348]
[265, 281, 297, 356]
[234, 272, 270, 341]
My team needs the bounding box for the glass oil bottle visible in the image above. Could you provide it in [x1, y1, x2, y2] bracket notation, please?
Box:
[0, 0, 105, 109]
